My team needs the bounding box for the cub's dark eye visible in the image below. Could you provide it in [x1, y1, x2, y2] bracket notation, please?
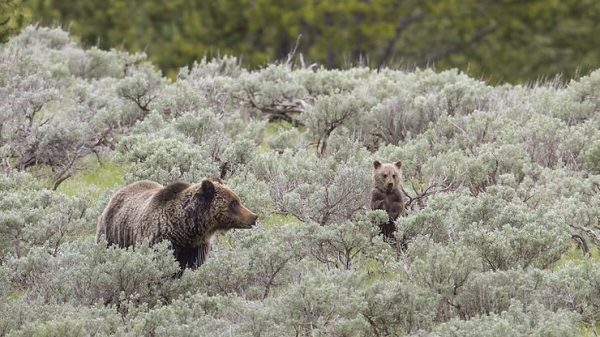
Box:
[382, 174, 387, 178]
[392, 174, 396, 179]
[229, 200, 239, 212]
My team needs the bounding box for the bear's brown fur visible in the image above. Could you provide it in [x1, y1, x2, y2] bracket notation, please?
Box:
[370, 160, 405, 240]
[96, 178, 257, 269]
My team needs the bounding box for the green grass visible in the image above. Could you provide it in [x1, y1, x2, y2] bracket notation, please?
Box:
[57, 159, 125, 199]
[579, 322, 600, 337]
[260, 120, 310, 152]
[261, 212, 303, 226]
[554, 245, 600, 270]
[263, 120, 294, 140]
[258, 120, 293, 153]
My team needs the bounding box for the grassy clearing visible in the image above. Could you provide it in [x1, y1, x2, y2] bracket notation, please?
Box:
[263, 120, 294, 140]
[261, 212, 303, 227]
[57, 159, 125, 199]
[579, 322, 600, 337]
[554, 245, 600, 270]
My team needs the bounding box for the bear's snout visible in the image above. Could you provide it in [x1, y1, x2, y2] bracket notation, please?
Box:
[239, 212, 257, 229]
[386, 182, 394, 190]
[238, 204, 258, 228]
[248, 213, 258, 227]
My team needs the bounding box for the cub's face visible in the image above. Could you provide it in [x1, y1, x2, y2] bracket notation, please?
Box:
[373, 160, 402, 193]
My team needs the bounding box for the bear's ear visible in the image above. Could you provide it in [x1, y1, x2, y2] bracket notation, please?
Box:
[394, 161, 402, 169]
[373, 160, 382, 169]
[192, 180, 215, 209]
[200, 180, 216, 200]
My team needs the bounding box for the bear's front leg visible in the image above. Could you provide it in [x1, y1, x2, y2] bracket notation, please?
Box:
[173, 244, 208, 270]
[370, 189, 387, 211]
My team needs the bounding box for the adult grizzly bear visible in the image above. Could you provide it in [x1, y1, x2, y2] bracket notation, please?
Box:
[96, 178, 257, 269]
[370, 160, 405, 241]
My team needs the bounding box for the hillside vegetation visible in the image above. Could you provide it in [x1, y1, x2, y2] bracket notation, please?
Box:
[1, 26, 600, 336]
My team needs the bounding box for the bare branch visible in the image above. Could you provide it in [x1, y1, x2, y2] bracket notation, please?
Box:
[569, 224, 600, 247]
[285, 34, 302, 66]
[402, 182, 456, 210]
[245, 89, 306, 126]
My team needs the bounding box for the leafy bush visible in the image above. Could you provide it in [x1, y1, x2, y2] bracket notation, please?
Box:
[0, 172, 92, 259]
[0, 26, 162, 189]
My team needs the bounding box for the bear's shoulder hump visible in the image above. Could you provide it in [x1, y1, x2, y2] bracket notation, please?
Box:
[153, 181, 190, 203]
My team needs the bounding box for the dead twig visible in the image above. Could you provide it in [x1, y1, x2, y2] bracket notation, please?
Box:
[402, 182, 456, 210]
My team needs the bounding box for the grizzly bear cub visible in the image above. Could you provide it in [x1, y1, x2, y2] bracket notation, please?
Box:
[370, 160, 405, 241]
[97, 177, 257, 269]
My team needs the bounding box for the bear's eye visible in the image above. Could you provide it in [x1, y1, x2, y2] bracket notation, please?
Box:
[392, 174, 396, 179]
[229, 200, 239, 212]
[382, 174, 387, 178]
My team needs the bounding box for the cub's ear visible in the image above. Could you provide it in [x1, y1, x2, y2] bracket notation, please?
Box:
[373, 160, 382, 169]
[394, 161, 402, 169]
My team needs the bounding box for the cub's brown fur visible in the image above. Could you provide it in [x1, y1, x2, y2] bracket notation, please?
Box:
[96, 178, 257, 269]
[370, 160, 405, 240]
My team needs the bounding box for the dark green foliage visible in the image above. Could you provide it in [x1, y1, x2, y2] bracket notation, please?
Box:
[12, 0, 600, 83]
[0, 0, 24, 43]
